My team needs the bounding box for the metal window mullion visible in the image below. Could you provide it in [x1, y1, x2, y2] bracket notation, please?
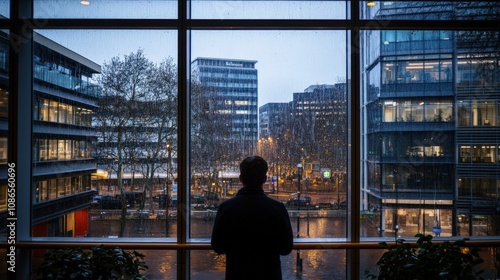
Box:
[348, 1, 361, 280]
[177, 1, 190, 280]
[10, 0, 34, 279]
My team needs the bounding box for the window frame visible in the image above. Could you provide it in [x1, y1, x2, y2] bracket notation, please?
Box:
[4, 1, 500, 280]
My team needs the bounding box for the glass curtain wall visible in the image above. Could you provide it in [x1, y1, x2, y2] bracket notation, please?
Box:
[189, 30, 348, 279]
[1, 1, 500, 279]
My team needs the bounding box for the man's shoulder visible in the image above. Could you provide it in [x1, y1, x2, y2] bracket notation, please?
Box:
[217, 196, 241, 208]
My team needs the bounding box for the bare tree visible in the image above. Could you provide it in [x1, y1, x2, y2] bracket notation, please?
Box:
[190, 74, 234, 201]
[94, 49, 177, 237]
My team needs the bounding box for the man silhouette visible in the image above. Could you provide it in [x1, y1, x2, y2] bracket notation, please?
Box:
[211, 156, 294, 280]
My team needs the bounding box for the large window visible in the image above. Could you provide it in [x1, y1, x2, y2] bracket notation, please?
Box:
[457, 100, 498, 127]
[2, 1, 500, 279]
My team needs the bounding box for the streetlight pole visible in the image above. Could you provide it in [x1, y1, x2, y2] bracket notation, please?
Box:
[306, 179, 309, 237]
[296, 163, 303, 274]
[165, 143, 171, 237]
[336, 172, 340, 207]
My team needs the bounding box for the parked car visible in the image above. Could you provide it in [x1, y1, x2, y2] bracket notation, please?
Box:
[285, 196, 315, 209]
[191, 196, 207, 210]
[93, 195, 122, 209]
[205, 203, 218, 210]
[339, 201, 347, 209]
[317, 202, 336, 210]
[91, 195, 103, 208]
[124, 191, 143, 207]
[158, 194, 170, 209]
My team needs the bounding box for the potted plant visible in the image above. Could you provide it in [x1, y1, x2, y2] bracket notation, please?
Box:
[365, 234, 484, 280]
[35, 245, 148, 280]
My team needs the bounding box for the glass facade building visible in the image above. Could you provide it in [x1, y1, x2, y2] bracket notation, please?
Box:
[1, 31, 98, 237]
[259, 102, 290, 139]
[191, 57, 259, 162]
[361, 1, 500, 238]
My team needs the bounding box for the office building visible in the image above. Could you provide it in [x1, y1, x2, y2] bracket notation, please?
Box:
[291, 84, 347, 171]
[191, 57, 259, 165]
[0, 31, 99, 237]
[361, 2, 500, 237]
[258, 84, 347, 187]
[259, 102, 290, 139]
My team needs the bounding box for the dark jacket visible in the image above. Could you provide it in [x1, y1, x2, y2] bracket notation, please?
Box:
[211, 186, 294, 280]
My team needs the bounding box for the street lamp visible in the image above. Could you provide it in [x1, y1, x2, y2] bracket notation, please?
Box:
[296, 163, 303, 273]
[336, 172, 340, 207]
[165, 143, 172, 237]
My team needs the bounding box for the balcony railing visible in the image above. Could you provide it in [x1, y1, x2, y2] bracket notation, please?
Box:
[34, 63, 101, 98]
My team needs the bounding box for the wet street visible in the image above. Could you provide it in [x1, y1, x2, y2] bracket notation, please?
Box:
[88, 209, 383, 279]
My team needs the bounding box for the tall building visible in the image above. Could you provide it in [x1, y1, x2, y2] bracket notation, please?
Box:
[191, 57, 259, 165]
[258, 84, 347, 181]
[291, 84, 347, 172]
[259, 102, 290, 139]
[361, 2, 500, 237]
[0, 32, 100, 237]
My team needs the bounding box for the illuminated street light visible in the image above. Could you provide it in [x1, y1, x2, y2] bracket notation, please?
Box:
[296, 163, 303, 274]
[165, 143, 172, 236]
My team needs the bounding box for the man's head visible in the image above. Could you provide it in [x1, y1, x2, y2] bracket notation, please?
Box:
[239, 156, 268, 187]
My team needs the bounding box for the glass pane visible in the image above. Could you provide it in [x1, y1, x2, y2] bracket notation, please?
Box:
[32, 29, 178, 238]
[32, 248, 177, 279]
[191, 0, 347, 19]
[191, 249, 346, 279]
[361, 28, 500, 239]
[361, 1, 500, 20]
[190, 30, 348, 241]
[142, 250, 177, 279]
[34, 0, 177, 19]
[360, 249, 385, 279]
[0, 1, 8, 18]
[0, 29, 7, 241]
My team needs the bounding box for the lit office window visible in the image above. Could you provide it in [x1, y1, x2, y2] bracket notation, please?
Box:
[0, 184, 5, 211]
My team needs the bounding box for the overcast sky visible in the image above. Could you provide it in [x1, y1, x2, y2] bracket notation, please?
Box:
[33, 1, 348, 106]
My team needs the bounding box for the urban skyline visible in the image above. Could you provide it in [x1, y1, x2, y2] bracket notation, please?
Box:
[37, 29, 346, 108]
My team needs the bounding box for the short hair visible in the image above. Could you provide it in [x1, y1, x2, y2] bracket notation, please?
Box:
[239, 156, 268, 187]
